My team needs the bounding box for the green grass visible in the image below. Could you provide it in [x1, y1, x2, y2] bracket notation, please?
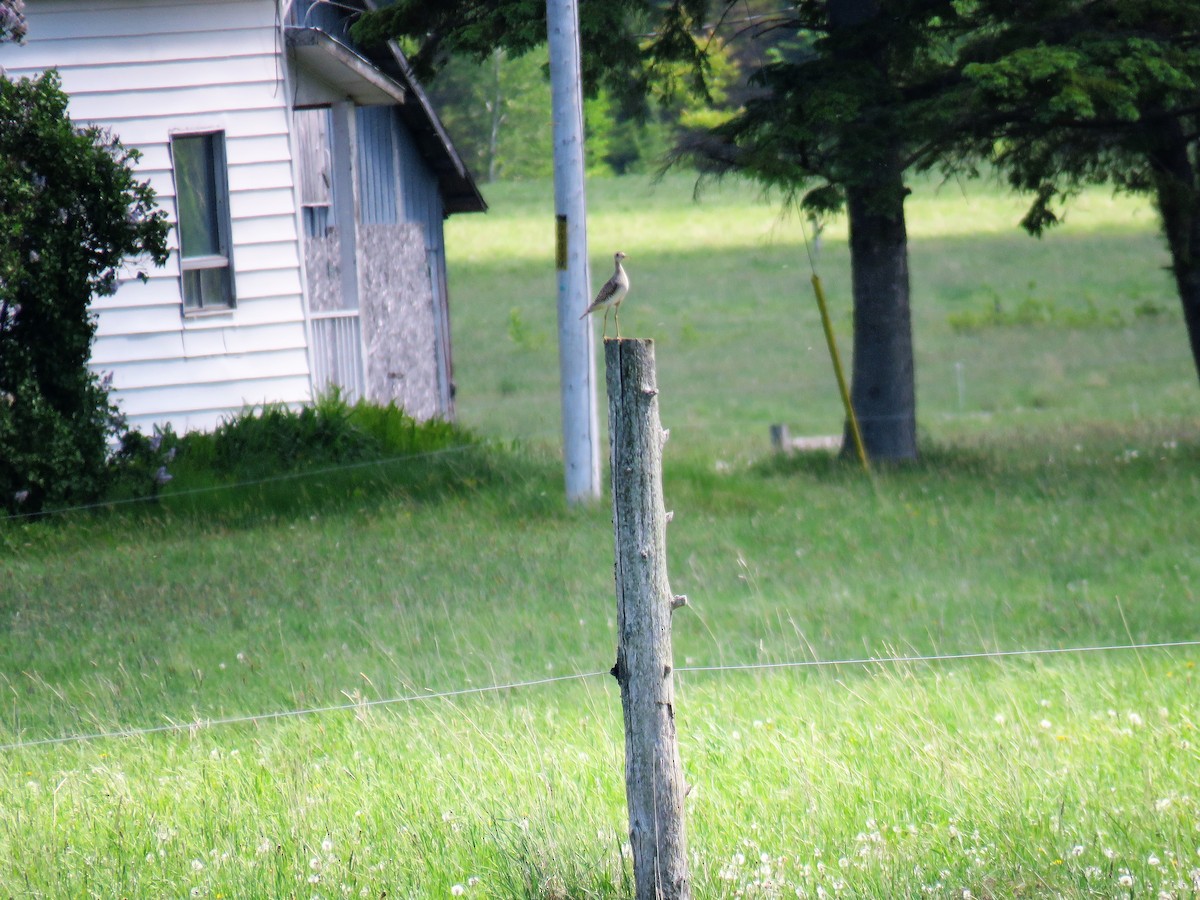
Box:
[445, 173, 1193, 450]
[2, 173, 1200, 898]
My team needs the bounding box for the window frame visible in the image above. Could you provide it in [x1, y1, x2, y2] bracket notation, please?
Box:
[170, 130, 236, 314]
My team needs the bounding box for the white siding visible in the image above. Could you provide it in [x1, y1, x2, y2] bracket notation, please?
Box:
[0, 0, 313, 433]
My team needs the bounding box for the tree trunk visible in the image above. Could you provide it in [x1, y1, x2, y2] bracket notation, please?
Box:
[844, 161, 918, 460]
[1149, 126, 1200, 385]
[1171, 251, 1200, 383]
[828, 0, 919, 461]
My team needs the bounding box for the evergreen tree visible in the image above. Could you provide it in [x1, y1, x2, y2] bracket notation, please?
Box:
[958, 0, 1200, 386]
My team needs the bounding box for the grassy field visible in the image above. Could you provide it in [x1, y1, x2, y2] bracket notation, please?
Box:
[445, 173, 1194, 451]
[2, 174, 1199, 899]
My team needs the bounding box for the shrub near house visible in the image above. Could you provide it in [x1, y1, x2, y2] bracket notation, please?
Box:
[0, 70, 170, 514]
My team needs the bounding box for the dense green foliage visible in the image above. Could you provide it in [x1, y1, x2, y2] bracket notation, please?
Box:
[356, 1, 736, 179]
[960, 0, 1200, 232]
[957, 0, 1200, 383]
[0, 71, 170, 515]
[176, 392, 471, 480]
[93, 393, 481, 516]
[422, 43, 740, 180]
[351, 0, 711, 121]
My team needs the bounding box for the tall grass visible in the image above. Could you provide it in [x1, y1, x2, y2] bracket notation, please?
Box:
[2, 174, 1198, 898]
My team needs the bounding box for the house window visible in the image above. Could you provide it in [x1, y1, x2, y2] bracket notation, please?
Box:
[172, 131, 235, 311]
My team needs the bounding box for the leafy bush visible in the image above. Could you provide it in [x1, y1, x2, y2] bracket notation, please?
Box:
[0, 71, 170, 514]
[174, 392, 474, 482]
[104, 426, 181, 502]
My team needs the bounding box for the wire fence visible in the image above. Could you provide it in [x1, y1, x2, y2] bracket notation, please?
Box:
[2, 638, 1196, 754]
[3, 339, 1195, 751]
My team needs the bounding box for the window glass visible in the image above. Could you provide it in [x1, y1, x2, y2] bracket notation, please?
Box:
[172, 131, 235, 311]
[182, 266, 233, 311]
[174, 134, 222, 258]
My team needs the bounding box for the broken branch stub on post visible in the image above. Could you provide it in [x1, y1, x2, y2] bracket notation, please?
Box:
[604, 337, 691, 900]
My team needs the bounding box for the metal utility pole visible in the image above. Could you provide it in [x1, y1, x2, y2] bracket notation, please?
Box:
[546, 0, 601, 503]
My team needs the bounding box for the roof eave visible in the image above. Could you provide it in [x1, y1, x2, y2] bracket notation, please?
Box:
[285, 27, 406, 107]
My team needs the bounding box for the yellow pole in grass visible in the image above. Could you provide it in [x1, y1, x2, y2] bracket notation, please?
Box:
[810, 273, 870, 472]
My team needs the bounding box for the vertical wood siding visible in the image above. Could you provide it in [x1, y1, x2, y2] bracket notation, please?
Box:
[356, 106, 399, 226]
[0, 0, 312, 435]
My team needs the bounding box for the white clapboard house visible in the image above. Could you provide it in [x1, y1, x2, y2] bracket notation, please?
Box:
[0, 0, 485, 434]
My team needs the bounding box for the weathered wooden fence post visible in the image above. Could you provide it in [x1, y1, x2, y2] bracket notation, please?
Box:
[605, 338, 691, 900]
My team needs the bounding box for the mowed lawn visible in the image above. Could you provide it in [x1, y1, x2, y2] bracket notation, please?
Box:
[1, 174, 1198, 898]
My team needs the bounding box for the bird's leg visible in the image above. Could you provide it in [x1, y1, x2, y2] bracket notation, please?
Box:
[614, 305, 621, 338]
[601, 307, 610, 339]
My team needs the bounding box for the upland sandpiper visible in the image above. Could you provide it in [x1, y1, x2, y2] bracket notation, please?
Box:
[580, 251, 629, 338]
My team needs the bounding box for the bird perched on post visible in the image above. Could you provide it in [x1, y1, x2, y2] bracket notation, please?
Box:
[581, 251, 629, 338]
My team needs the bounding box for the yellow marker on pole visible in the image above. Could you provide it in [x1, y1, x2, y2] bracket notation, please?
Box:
[810, 273, 870, 472]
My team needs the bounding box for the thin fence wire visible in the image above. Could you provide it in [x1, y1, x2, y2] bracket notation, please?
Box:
[3, 639, 1196, 754]
[0, 670, 609, 753]
[0, 441, 483, 525]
